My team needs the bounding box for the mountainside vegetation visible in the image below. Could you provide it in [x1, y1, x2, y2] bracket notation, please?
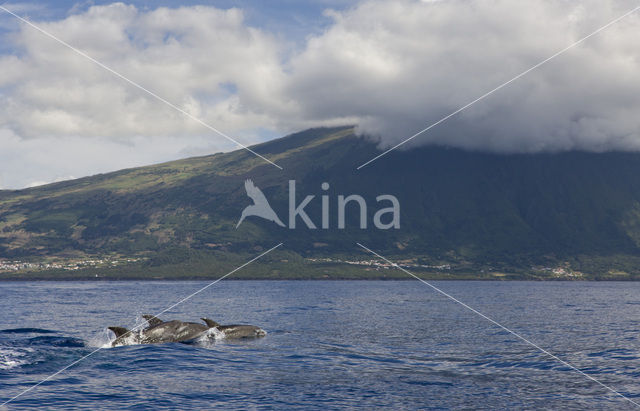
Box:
[3, 126, 640, 279]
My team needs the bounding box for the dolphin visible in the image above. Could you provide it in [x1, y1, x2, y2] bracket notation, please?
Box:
[201, 318, 267, 339]
[108, 315, 265, 346]
[108, 315, 213, 347]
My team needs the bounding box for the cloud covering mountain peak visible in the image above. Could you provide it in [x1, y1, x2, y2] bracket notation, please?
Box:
[1, 0, 640, 187]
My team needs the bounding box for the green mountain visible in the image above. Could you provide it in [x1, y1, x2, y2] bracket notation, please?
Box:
[2, 126, 640, 280]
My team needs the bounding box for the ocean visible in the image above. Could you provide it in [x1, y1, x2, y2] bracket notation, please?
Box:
[1, 280, 639, 409]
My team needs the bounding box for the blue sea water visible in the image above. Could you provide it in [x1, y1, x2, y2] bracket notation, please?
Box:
[1, 280, 640, 410]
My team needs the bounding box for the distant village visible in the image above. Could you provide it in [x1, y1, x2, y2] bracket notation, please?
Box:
[306, 257, 583, 278]
[307, 257, 451, 271]
[0, 257, 145, 273]
[534, 266, 584, 278]
[0, 254, 582, 278]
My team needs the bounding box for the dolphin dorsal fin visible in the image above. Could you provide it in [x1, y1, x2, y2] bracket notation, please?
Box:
[108, 326, 130, 338]
[202, 318, 220, 328]
[142, 315, 163, 327]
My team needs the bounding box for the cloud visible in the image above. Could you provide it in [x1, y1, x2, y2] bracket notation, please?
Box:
[1, 0, 640, 188]
[0, 3, 288, 142]
[0, 3, 294, 188]
[286, 0, 640, 153]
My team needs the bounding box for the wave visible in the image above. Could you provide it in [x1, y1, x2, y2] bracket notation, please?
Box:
[0, 327, 87, 372]
[0, 347, 35, 370]
[0, 328, 57, 334]
[23, 336, 85, 348]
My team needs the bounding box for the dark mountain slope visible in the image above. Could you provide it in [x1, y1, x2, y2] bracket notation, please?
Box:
[2, 126, 640, 278]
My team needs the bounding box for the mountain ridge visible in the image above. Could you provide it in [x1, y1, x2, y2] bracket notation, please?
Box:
[2, 126, 640, 280]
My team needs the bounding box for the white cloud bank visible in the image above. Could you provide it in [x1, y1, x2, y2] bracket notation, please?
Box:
[0, 4, 287, 141]
[289, 0, 640, 152]
[1, 0, 640, 187]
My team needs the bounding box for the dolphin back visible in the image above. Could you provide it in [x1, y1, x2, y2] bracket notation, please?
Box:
[218, 325, 266, 339]
[142, 314, 164, 328]
[201, 318, 220, 328]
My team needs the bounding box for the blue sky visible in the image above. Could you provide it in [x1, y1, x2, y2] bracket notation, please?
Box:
[0, 0, 639, 188]
[0, 1, 354, 39]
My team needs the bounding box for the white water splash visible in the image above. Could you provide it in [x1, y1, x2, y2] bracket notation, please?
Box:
[88, 327, 144, 348]
[134, 314, 153, 329]
[89, 314, 154, 348]
[87, 328, 117, 348]
[109, 331, 142, 348]
[190, 327, 226, 346]
[0, 347, 34, 370]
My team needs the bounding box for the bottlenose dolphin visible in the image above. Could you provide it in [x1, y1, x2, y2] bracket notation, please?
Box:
[201, 318, 267, 339]
[108, 315, 265, 347]
[108, 315, 212, 347]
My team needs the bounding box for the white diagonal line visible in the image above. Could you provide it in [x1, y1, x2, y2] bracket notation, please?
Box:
[0, 5, 282, 170]
[0, 242, 283, 407]
[356, 242, 640, 408]
[356, 4, 640, 170]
